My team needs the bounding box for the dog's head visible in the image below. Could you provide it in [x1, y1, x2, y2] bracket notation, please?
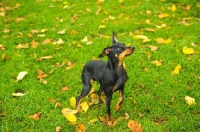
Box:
[99, 32, 134, 65]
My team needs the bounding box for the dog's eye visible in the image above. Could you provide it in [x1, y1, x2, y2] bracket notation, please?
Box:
[117, 47, 122, 50]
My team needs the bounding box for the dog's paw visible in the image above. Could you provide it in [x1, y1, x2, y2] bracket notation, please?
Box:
[115, 105, 121, 111]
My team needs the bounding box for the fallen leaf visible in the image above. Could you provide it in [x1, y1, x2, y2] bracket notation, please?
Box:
[124, 113, 130, 120]
[81, 36, 88, 42]
[16, 44, 29, 49]
[36, 56, 53, 61]
[55, 102, 62, 108]
[128, 120, 143, 132]
[37, 34, 45, 37]
[97, 0, 105, 4]
[57, 29, 66, 34]
[182, 46, 195, 55]
[89, 118, 99, 123]
[86, 41, 93, 45]
[0, 45, 6, 51]
[53, 38, 64, 45]
[62, 108, 78, 116]
[31, 39, 39, 48]
[171, 5, 177, 12]
[113, 117, 123, 126]
[156, 24, 166, 28]
[65, 114, 77, 123]
[56, 126, 62, 132]
[80, 102, 89, 112]
[69, 30, 79, 35]
[99, 25, 106, 29]
[148, 45, 158, 52]
[16, 17, 24, 22]
[145, 28, 155, 32]
[185, 96, 196, 105]
[12, 92, 27, 97]
[158, 13, 169, 18]
[172, 64, 181, 75]
[76, 124, 86, 132]
[17, 71, 28, 81]
[96, 6, 102, 15]
[69, 97, 76, 108]
[151, 60, 162, 66]
[59, 87, 69, 93]
[155, 38, 171, 44]
[66, 61, 75, 70]
[30, 29, 39, 34]
[39, 79, 48, 84]
[153, 117, 168, 125]
[41, 28, 48, 33]
[42, 38, 52, 44]
[29, 112, 42, 120]
[37, 69, 49, 79]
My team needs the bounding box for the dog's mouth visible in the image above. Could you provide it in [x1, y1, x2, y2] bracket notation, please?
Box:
[124, 47, 134, 57]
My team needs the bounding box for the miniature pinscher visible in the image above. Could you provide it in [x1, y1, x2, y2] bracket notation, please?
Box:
[76, 32, 134, 126]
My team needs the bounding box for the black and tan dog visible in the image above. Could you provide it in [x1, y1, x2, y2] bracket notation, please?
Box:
[76, 32, 134, 126]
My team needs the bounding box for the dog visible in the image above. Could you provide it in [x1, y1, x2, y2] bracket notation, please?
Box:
[76, 32, 134, 126]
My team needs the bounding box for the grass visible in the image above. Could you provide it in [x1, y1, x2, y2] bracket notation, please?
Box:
[0, 0, 200, 131]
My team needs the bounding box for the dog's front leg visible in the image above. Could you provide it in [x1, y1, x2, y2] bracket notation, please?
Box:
[105, 94, 113, 127]
[115, 88, 124, 111]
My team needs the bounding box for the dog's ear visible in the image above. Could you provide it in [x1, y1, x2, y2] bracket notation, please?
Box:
[99, 47, 111, 58]
[112, 32, 119, 44]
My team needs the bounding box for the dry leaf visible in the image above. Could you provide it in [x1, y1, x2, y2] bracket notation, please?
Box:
[0, 45, 6, 51]
[30, 29, 39, 34]
[12, 92, 27, 97]
[151, 60, 162, 66]
[153, 117, 168, 125]
[158, 13, 169, 18]
[16, 44, 29, 49]
[185, 96, 196, 105]
[81, 36, 88, 42]
[172, 64, 181, 75]
[62, 108, 78, 116]
[41, 29, 48, 33]
[31, 39, 39, 48]
[96, 6, 102, 15]
[69, 97, 76, 108]
[36, 56, 53, 61]
[55, 102, 62, 108]
[69, 30, 79, 35]
[29, 112, 42, 120]
[148, 45, 158, 52]
[17, 71, 28, 81]
[66, 61, 75, 70]
[124, 113, 130, 120]
[37, 69, 49, 79]
[56, 126, 62, 132]
[89, 118, 99, 123]
[145, 28, 155, 32]
[155, 38, 171, 44]
[76, 124, 86, 132]
[80, 102, 89, 112]
[53, 38, 64, 45]
[57, 29, 66, 34]
[171, 5, 177, 12]
[97, 0, 105, 4]
[65, 114, 77, 123]
[59, 87, 69, 93]
[42, 38, 52, 44]
[128, 120, 143, 132]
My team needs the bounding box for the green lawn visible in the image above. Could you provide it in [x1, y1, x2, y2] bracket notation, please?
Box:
[0, 0, 200, 131]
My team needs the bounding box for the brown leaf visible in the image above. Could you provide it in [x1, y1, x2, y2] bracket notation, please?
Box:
[124, 112, 130, 120]
[16, 17, 24, 22]
[76, 124, 86, 132]
[55, 102, 62, 108]
[59, 87, 69, 93]
[56, 126, 62, 132]
[42, 38, 52, 44]
[49, 98, 55, 103]
[66, 61, 75, 70]
[96, 6, 102, 15]
[36, 56, 53, 61]
[0, 45, 6, 51]
[30, 29, 39, 34]
[153, 117, 168, 125]
[128, 120, 143, 132]
[31, 39, 39, 48]
[69, 30, 79, 35]
[61, 108, 78, 116]
[29, 112, 42, 120]
[37, 69, 49, 79]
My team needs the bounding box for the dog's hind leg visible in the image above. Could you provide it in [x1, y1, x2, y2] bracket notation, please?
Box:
[76, 73, 92, 112]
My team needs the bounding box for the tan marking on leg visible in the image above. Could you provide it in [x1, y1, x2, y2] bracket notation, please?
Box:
[115, 90, 123, 111]
[99, 89, 106, 104]
[76, 98, 83, 113]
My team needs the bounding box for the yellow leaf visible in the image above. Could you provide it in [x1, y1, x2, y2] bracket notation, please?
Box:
[65, 114, 77, 123]
[183, 47, 194, 55]
[17, 71, 28, 81]
[152, 60, 162, 66]
[69, 97, 76, 108]
[80, 102, 89, 112]
[89, 118, 99, 123]
[185, 96, 196, 105]
[29, 112, 42, 120]
[99, 25, 106, 29]
[81, 36, 88, 42]
[12, 92, 27, 97]
[171, 5, 176, 12]
[56, 126, 62, 132]
[164, 38, 172, 44]
[172, 64, 181, 75]
[119, 0, 124, 3]
[155, 38, 171, 44]
[77, 124, 86, 132]
[57, 29, 66, 34]
[142, 39, 151, 43]
[158, 13, 169, 18]
[40, 29, 48, 33]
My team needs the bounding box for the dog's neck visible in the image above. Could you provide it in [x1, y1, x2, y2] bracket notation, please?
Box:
[107, 57, 124, 76]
